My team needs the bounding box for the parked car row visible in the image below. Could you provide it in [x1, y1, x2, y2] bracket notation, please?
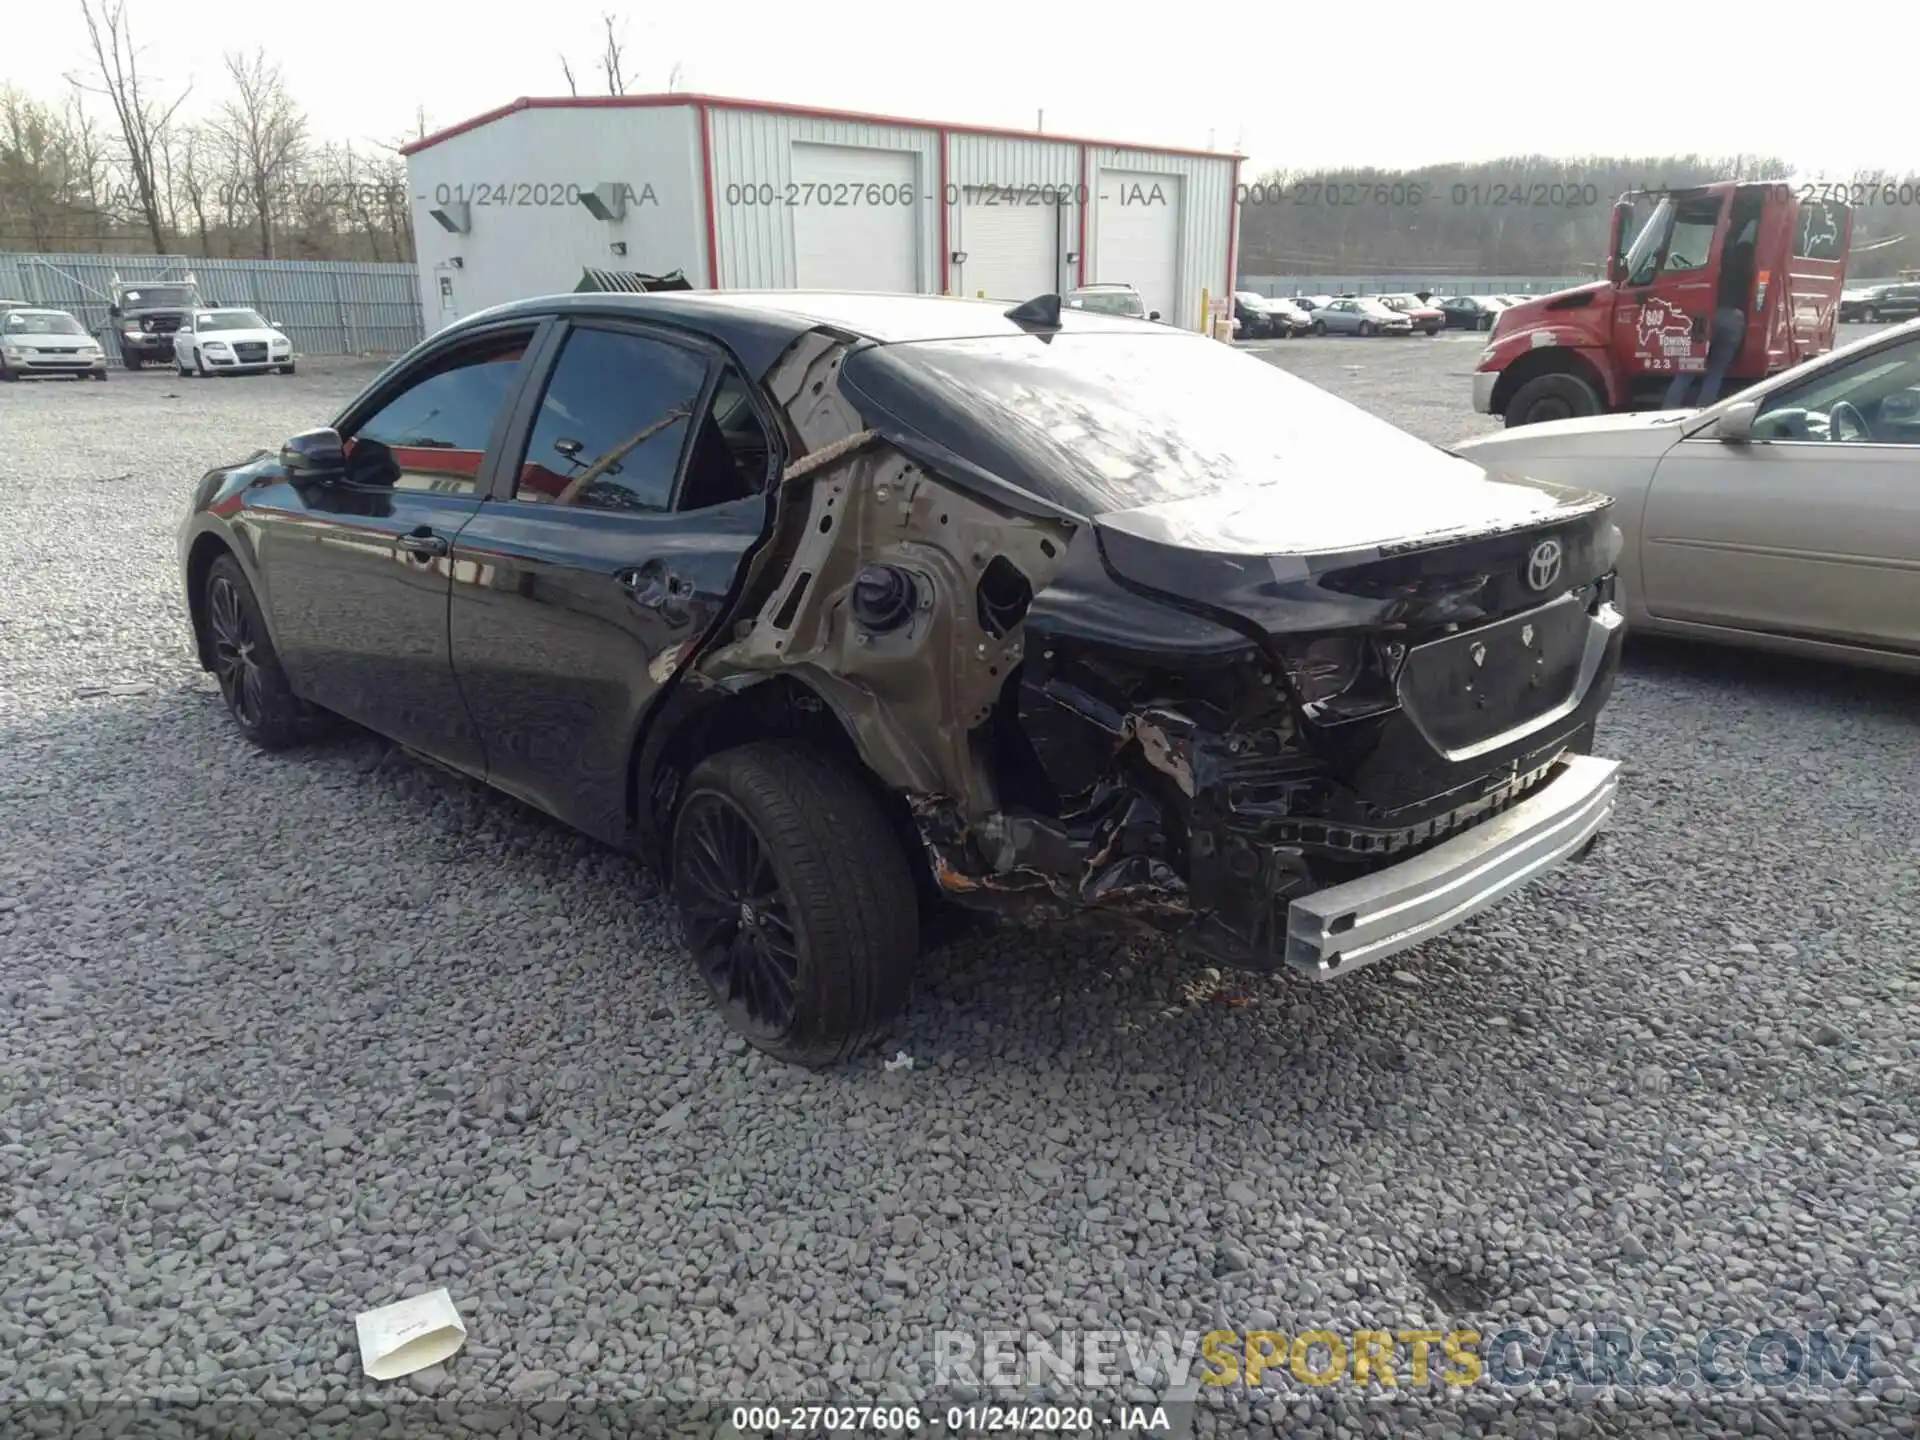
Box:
[1231, 291, 1528, 338]
[0, 301, 297, 380]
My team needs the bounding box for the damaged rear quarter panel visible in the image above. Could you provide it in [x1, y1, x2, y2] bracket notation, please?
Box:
[693, 331, 1075, 819]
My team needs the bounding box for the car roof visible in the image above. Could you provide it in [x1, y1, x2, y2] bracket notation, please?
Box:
[455, 290, 1166, 359]
[3, 307, 77, 317]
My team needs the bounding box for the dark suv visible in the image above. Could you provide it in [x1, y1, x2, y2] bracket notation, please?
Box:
[109, 278, 203, 369]
[1849, 284, 1920, 324]
[179, 290, 1625, 1065]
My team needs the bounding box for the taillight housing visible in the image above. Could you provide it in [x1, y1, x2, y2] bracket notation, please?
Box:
[1282, 636, 1364, 705]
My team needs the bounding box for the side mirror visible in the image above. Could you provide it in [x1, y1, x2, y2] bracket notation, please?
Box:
[1607, 201, 1629, 284]
[108, 304, 122, 318]
[281, 427, 346, 478]
[1715, 400, 1758, 444]
[1148, 310, 1162, 322]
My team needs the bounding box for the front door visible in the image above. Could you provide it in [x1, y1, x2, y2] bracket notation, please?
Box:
[1612, 191, 1727, 387]
[250, 324, 543, 771]
[447, 320, 779, 843]
[1640, 328, 1920, 653]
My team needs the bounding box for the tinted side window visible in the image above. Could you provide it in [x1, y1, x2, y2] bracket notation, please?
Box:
[345, 333, 531, 493]
[677, 365, 775, 511]
[513, 328, 709, 511]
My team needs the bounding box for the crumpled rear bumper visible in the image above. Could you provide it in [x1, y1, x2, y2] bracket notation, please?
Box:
[1282, 753, 1619, 979]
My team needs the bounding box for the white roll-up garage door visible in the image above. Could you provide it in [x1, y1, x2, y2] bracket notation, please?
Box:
[957, 202, 1058, 302]
[1095, 171, 1183, 322]
[790, 142, 919, 294]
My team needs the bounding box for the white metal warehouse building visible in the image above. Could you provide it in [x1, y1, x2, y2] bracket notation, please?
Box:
[401, 94, 1240, 334]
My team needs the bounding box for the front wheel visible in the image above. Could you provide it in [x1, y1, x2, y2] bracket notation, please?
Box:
[671, 741, 919, 1068]
[1311, 320, 1326, 335]
[124, 352, 143, 371]
[1503, 372, 1601, 428]
[202, 554, 325, 750]
[1358, 321, 1375, 337]
[279, 362, 296, 375]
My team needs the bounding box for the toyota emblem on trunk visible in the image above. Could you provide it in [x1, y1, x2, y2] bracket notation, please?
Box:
[1526, 539, 1564, 592]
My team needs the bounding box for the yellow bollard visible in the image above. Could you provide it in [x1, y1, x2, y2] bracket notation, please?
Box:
[1199, 287, 1209, 333]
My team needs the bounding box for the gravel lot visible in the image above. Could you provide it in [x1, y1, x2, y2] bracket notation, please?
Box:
[2, 339, 1915, 1438]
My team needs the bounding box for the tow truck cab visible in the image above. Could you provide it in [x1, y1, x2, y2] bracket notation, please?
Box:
[1474, 182, 1851, 427]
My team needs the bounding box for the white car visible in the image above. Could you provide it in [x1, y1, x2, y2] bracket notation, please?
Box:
[173, 308, 296, 377]
[1452, 316, 1920, 673]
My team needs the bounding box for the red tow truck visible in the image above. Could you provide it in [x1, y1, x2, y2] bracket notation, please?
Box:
[1472, 181, 1851, 427]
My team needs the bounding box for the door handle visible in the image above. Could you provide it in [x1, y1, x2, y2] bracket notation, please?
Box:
[396, 529, 448, 559]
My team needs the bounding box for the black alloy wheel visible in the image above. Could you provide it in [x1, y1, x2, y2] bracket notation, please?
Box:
[207, 570, 266, 731]
[202, 553, 321, 749]
[668, 741, 919, 1067]
[674, 790, 802, 1036]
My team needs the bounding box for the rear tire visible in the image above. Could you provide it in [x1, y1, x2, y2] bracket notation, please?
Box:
[670, 741, 919, 1068]
[202, 554, 324, 751]
[1504, 373, 1601, 428]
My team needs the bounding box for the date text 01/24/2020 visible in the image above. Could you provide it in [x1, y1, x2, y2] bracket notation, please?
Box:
[727, 1402, 1175, 1433]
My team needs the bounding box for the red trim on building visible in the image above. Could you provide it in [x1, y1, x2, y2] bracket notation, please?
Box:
[400, 93, 1244, 163]
[937, 130, 950, 296]
[1224, 155, 1242, 306]
[696, 102, 722, 289]
[1076, 146, 1089, 287]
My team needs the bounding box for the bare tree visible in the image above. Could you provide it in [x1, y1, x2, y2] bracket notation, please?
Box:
[561, 56, 580, 97]
[175, 123, 214, 256]
[600, 13, 628, 96]
[71, 0, 190, 253]
[215, 49, 307, 259]
[666, 61, 684, 93]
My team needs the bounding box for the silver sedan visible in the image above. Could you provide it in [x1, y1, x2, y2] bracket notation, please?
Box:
[1309, 297, 1414, 337]
[1453, 317, 1920, 672]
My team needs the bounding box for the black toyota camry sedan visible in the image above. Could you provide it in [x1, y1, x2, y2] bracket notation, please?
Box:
[180, 289, 1626, 1065]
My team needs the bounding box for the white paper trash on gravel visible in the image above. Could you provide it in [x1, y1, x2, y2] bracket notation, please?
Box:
[355, 1288, 467, 1380]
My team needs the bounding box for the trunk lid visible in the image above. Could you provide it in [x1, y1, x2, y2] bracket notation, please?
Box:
[1090, 470, 1616, 639]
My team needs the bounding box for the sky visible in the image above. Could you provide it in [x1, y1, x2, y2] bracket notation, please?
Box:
[6, 0, 1916, 179]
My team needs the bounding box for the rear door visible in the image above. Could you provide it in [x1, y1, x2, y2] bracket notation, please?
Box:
[251, 320, 547, 772]
[1640, 328, 1920, 653]
[446, 320, 780, 844]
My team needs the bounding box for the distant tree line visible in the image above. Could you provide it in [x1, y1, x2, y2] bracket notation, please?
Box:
[1238, 153, 1920, 280]
[6, 11, 1917, 280]
[0, 0, 417, 263]
[0, 2, 685, 268]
